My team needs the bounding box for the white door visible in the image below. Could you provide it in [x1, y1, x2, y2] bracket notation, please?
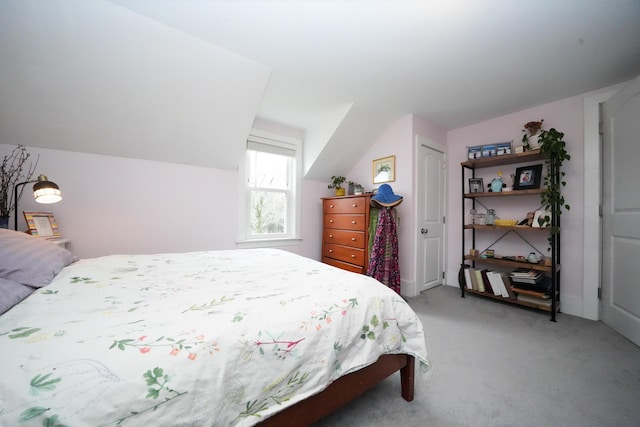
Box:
[602, 75, 640, 346]
[417, 143, 445, 292]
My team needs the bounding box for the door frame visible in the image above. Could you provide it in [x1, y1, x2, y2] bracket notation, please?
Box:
[583, 86, 621, 320]
[412, 134, 447, 296]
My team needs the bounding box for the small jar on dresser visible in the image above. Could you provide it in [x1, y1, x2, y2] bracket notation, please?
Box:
[321, 194, 372, 274]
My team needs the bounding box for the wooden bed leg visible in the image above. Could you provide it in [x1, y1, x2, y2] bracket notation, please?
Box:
[400, 355, 415, 401]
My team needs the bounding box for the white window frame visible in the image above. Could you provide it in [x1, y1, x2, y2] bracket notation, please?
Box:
[237, 129, 302, 247]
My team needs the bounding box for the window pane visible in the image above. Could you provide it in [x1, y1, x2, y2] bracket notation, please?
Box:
[247, 150, 290, 189]
[249, 190, 287, 234]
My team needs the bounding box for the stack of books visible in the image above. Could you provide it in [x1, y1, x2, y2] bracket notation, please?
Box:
[509, 268, 552, 306]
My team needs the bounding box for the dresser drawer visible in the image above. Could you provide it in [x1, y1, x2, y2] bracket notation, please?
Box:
[323, 214, 366, 231]
[322, 256, 365, 274]
[323, 243, 365, 266]
[323, 229, 366, 249]
[323, 197, 367, 214]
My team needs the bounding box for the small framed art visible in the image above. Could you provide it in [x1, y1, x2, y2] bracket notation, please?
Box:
[23, 211, 61, 238]
[468, 178, 484, 193]
[496, 141, 513, 155]
[467, 145, 482, 160]
[481, 144, 496, 157]
[372, 155, 395, 184]
[513, 164, 543, 190]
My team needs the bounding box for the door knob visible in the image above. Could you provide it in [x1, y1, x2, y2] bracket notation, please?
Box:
[421, 228, 429, 234]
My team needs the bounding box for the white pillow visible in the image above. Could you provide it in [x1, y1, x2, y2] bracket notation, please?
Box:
[0, 229, 77, 288]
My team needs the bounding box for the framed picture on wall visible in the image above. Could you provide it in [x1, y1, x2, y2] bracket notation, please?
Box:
[23, 212, 61, 238]
[372, 155, 395, 184]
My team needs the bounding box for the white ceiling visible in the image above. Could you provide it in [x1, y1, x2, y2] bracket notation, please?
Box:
[2, 0, 640, 180]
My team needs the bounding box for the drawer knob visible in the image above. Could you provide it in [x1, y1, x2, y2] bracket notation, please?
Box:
[351, 254, 356, 258]
[329, 219, 334, 223]
[329, 204, 334, 208]
[352, 204, 357, 207]
[329, 234, 334, 238]
[351, 237, 356, 241]
[329, 249, 333, 253]
[351, 221, 356, 224]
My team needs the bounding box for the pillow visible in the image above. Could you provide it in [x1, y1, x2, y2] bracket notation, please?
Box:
[0, 229, 77, 288]
[0, 278, 36, 315]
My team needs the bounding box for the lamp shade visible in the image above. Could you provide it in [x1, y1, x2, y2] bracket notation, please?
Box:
[33, 174, 62, 204]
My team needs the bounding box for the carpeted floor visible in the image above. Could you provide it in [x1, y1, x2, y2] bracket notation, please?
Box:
[314, 285, 640, 427]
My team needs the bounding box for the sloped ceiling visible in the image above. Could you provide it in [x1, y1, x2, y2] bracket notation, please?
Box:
[2, 1, 640, 180]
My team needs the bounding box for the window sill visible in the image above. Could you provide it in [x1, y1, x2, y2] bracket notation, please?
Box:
[236, 237, 302, 249]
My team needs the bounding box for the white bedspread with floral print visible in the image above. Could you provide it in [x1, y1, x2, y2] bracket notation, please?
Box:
[0, 248, 428, 426]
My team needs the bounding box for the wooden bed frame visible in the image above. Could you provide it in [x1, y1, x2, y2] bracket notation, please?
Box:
[258, 353, 415, 426]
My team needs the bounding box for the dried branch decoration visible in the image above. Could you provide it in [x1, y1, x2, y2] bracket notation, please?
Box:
[0, 145, 39, 217]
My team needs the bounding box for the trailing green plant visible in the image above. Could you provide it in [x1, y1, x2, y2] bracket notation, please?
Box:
[538, 127, 570, 249]
[327, 175, 346, 190]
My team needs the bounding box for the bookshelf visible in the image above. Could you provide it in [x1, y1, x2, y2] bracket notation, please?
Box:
[461, 149, 561, 321]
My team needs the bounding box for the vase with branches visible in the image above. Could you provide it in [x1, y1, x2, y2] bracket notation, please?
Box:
[0, 145, 38, 227]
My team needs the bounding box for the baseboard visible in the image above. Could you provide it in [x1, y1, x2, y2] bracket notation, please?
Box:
[401, 279, 418, 298]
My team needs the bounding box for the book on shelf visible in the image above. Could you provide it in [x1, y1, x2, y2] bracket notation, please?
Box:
[516, 293, 552, 307]
[464, 267, 473, 290]
[474, 269, 485, 292]
[487, 271, 507, 297]
[469, 268, 479, 291]
[511, 276, 552, 293]
[511, 286, 550, 299]
[501, 273, 517, 299]
[480, 269, 494, 294]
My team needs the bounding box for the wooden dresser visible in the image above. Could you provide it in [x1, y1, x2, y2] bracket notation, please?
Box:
[322, 194, 372, 274]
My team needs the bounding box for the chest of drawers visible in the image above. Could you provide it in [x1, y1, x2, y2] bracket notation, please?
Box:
[321, 194, 372, 274]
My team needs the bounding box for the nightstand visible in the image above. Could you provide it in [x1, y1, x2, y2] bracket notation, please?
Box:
[50, 238, 71, 249]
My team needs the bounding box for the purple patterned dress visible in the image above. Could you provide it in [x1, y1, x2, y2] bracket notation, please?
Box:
[367, 207, 401, 294]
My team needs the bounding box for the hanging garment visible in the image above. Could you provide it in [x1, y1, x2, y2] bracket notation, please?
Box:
[367, 207, 401, 294]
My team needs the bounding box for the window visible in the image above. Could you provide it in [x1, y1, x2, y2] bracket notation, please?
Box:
[238, 130, 302, 245]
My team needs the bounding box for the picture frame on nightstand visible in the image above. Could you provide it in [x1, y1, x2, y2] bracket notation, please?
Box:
[23, 211, 61, 239]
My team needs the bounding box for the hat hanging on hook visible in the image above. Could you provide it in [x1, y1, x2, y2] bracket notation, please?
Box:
[371, 184, 403, 207]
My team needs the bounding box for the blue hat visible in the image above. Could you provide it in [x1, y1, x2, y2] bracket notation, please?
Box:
[371, 184, 403, 207]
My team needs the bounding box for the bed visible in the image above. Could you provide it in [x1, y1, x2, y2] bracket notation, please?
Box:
[0, 229, 428, 426]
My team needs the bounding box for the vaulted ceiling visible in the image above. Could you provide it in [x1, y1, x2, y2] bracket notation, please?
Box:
[1, 1, 639, 180]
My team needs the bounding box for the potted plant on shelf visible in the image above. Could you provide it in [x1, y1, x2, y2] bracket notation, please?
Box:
[0, 145, 38, 229]
[538, 127, 570, 246]
[328, 175, 347, 196]
[522, 119, 544, 151]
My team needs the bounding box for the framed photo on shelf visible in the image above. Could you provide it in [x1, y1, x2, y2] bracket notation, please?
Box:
[468, 178, 484, 193]
[481, 144, 496, 157]
[372, 155, 395, 184]
[23, 211, 61, 238]
[513, 164, 543, 190]
[533, 210, 551, 228]
[467, 145, 482, 160]
[496, 141, 513, 156]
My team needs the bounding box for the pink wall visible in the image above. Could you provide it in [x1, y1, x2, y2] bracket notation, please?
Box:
[347, 114, 446, 294]
[446, 95, 586, 307]
[1, 144, 326, 260]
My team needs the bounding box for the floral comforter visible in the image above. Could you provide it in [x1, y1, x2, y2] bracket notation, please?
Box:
[0, 248, 428, 426]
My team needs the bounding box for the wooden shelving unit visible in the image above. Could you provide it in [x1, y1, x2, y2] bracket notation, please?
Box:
[461, 149, 561, 320]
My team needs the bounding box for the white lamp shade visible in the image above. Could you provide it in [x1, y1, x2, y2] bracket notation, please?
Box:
[33, 175, 62, 204]
[34, 187, 62, 204]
